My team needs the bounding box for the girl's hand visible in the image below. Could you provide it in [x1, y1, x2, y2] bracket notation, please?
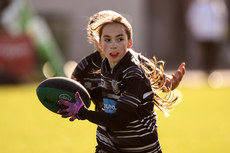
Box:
[57, 92, 85, 121]
[166, 62, 186, 90]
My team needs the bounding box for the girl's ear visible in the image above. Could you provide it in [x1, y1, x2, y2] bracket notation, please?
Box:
[128, 39, 133, 48]
[98, 41, 102, 48]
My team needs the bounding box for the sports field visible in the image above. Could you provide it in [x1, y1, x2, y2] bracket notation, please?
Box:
[0, 82, 230, 153]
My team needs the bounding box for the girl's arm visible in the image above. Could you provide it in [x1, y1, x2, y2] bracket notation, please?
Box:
[78, 106, 136, 130]
[58, 93, 136, 130]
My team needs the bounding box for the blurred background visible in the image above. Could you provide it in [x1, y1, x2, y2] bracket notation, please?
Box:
[0, 0, 230, 153]
[0, 0, 230, 86]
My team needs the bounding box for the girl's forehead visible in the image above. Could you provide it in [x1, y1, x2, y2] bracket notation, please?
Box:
[102, 23, 127, 35]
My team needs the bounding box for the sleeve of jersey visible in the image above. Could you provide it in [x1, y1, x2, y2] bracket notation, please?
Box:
[78, 106, 136, 130]
[116, 67, 152, 112]
[71, 58, 89, 83]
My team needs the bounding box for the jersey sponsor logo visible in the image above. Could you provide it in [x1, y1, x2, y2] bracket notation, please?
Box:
[103, 98, 117, 114]
[112, 80, 120, 94]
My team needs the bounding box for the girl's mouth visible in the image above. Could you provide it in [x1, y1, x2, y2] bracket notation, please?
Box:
[109, 52, 119, 57]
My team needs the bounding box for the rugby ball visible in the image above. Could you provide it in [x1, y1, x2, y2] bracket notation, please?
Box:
[36, 77, 91, 114]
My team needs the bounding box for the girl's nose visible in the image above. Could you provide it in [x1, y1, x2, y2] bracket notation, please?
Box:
[110, 42, 117, 49]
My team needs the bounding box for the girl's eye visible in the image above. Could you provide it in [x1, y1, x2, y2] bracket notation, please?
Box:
[104, 38, 110, 42]
[118, 38, 124, 42]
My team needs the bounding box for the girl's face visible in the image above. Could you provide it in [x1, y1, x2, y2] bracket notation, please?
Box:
[100, 23, 132, 68]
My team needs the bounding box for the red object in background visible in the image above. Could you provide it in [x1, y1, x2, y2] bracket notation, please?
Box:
[0, 31, 37, 83]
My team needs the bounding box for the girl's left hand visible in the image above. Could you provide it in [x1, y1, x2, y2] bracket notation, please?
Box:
[166, 62, 186, 90]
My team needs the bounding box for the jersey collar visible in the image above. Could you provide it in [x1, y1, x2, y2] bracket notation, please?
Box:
[102, 50, 132, 74]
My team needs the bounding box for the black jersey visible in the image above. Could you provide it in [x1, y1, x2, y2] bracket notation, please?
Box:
[72, 51, 103, 111]
[79, 51, 162, 153]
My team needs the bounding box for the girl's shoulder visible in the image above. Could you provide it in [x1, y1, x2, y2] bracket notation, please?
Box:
[77, 51, 102, 71]
[81, 51, 102, 64]
[121, 61, 145, 80]
[116, 51, 144, 77]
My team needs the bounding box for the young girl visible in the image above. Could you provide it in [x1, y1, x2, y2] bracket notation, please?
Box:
[71, 10, 185, 112]
[60, 10, 185, 153]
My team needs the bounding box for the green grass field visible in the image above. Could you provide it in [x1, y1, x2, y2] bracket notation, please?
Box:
[0, 83, 230, 153]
